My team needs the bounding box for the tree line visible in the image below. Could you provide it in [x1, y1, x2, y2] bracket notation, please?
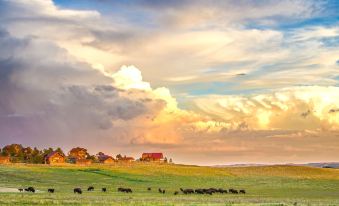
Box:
[0, 144, 65, 164]
[0, 144, 172, 164]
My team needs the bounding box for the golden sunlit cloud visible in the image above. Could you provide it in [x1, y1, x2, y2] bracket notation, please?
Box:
[193, 86, 339, 131]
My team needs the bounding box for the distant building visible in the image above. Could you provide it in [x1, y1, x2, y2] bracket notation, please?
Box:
[75, 159, 92, 165]
[141, 153, 164, 162]
[98, 155, 115, 164]
[117, 155, 135, 163]
[0, 156, 10, 164]
[45, 151, 65, 164]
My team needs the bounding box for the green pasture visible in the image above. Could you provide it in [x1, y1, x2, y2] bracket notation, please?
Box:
[0, 163, 338, 205]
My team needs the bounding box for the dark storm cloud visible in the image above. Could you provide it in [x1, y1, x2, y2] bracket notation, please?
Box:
[0, 29, 165, 148]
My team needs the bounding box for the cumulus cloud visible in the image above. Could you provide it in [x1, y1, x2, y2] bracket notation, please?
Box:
[1, 0, 337, 91]
[0, 29, 168, 148]
[0, 27, 215, 149]
[193, 86, 339, 131]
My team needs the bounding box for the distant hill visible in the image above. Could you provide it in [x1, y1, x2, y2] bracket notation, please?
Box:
[300, 162, 339, 169]
[213, 163, 267, 167]
[213, 162, 339, 169]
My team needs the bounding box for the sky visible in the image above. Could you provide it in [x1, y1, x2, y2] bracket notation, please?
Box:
[0, 0, 338, 165]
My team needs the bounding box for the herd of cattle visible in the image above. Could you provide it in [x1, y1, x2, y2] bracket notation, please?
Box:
[18, 186, 246, 195]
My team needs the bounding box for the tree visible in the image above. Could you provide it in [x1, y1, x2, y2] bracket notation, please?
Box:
[2, 144, 24, 163]
[23, 147, 33, 162]
[69, 147, 89, 159]
[97, 152, 105, 157]
[31, 147, 43, 164]
[2, 144, 23, 157]
[116, 154, 123, 160]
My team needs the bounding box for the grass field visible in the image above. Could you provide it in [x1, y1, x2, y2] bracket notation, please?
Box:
[0, 163, 338, 206]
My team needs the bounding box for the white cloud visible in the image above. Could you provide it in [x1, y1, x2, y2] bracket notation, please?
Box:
[193, 86, 339, 130]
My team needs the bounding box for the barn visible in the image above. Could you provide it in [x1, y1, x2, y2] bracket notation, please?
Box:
[0, 156, 10, 164]
[141, 153, 164, 162]
[45, 151, 65, 164]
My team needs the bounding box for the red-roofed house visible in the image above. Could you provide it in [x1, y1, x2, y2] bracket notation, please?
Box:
[45, 151, 65, 164]
[141, 153, 164, 162]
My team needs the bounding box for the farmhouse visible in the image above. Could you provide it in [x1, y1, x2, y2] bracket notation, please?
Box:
[98, 155, 115, 164]
[141, 153, 164, 162]
[45, 151, 65, 164]
[0, 156, 10, 164]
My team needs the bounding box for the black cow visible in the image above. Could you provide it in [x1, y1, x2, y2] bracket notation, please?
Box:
[147, 187, 152, 191]
[26, 187, 35, 193]
[195, 189, 204, 194]
[239, 189, 246, 194]
[229, 188, 238, 194]
[209, 188, 218, 193]
[18, 188, 23, 192]
[74, 188, 82, 194]
[204, 189, 213, 195]
[87, 186, 94, 191]
[102, 188, 107, 192]
[118, 187, 132, 193]
[180, 188, 194, 194]
[48, 189, 55, 193]
[174, 191, 179, 195]
[218, 188, 227, 194]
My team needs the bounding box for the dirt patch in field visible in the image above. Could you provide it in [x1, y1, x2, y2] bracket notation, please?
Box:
[0, 187, 20, 193]
[0, 187, 44, 193]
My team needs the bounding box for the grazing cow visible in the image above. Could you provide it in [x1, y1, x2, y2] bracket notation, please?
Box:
[74, 188, 82, 194]
[180, 188, 194, 194]
[26, 187, 35, 193]
[102, 188, 107, 192]
[200, 189, 213, 195]
[87, 186, 94, 191]
[158, 188, 162, 193]
[229, 189, 238, 194]
[209, 188, 218, 193]
[162, 189, 165, 194]
[18, 188, 23, 192]
[174, 191, 179, 195]
[118, 187, 132, 193]
[239, 189, 246, 194]
[195, 189, 204, 194]
[187, 189, 194, 194]
[218, 188, 227, 194]
[48, 189, 55, 193]
[147, 187, 151, 191]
